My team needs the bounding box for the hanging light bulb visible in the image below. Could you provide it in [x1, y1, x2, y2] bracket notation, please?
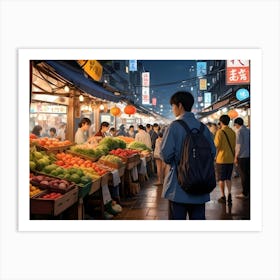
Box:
[99, 104, 104, 110]
[64, 85, 70, 92]
[79, 94, 84, 102]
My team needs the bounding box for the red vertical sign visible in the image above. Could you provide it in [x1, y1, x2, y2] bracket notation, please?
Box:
[226, 60, 250, 85]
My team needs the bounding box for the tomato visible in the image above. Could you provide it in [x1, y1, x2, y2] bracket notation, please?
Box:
[38, 139, 46, 146]
[56, 160, 64, 166]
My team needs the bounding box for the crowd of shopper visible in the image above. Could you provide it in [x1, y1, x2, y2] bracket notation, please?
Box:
[30, 92, 250, 221]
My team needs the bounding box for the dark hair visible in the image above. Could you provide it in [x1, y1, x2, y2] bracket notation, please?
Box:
[138, 124, 145, 130]
[153, 123, 159, 128]
[32, 125, 42, 136]
[158, 132, 163, 137]
[129, 125, 134, 129]
[146, 124, 151, 129]
[234, 117, 244, 126]
[101, 121, 109, 128]
[109, 127, 115, 132]
[78, 117, 91, 128]
[49, 127, 56, 134]
[170, 91, 194, 112]
[219, 115, 230, 125]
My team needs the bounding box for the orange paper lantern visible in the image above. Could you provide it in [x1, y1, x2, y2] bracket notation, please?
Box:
[228, 109, 238, 119]
[110, 106, 121, 117]
[124, 104, 136, 116]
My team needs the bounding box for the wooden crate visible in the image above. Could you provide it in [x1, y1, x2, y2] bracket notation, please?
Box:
[77, 181, 92, 198]
[30, 172, 76, 194]
[126, 158, 141, 170]
[128, 154, 140, 163]
[98, 159, 124, 169]
[66, 150, 99, 162]
[100, 173, 109, 187]
[118, 166, 125, 177]
[37, 144, 74, 153]
[88, 177, 101, 195]
[30, 186, 79, 216]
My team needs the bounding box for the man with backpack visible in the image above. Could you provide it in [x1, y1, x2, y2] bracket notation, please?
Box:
[160, 91, 216, 220]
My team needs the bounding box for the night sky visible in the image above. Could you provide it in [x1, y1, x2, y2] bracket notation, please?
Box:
[140, 60, 197, 119]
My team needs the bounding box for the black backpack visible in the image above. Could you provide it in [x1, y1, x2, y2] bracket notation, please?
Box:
[176, 120, 216, 195]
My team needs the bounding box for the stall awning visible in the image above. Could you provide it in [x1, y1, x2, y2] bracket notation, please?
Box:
[45, 60, 120, 102]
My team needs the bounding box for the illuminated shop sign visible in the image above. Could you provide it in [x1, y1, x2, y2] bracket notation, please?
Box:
[226, 60, 250, 85]
[236, 88, 250, 101]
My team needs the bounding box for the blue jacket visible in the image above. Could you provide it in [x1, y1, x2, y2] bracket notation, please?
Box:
[160, 112, 216, 204]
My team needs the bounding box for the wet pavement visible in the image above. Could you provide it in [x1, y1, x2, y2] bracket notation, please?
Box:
[114, 175, 250, 220]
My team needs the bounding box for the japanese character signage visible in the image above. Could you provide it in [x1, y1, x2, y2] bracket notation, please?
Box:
[77, 60, 103, 81]
[197, 62, 207, 77]
[226, 60, 250, 85]
[204, 92, 212, 108]
[142, 72, 150, 87]
[142, 87, 150, 104]
[152, 97, 157, 106]
[199, 78, 207, 90]
[142, 72, 150, 105]
[129, 60, 137, 71]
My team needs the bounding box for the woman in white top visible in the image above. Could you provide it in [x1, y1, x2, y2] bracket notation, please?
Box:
[56, 123, 66, 141]
[75, 117, 94, 144]
[135, 124, 152, 149]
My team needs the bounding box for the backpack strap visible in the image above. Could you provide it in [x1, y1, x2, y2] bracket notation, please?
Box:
[176, 119, 191, 133]
[222, 130, 234, 156]
[176, 119, 204, 134]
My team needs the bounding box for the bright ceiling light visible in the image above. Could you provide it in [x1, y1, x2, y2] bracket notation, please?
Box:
[79, 94, 84, 102]
[64, 85, 70, 92]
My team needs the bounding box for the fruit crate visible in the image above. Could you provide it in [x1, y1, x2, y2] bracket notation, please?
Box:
[126, 157, 141, 170]
[66, 150, 99, 162]
[111, 153, 139, 164]
[37, 143, 74, 153]
[30, 173, 76, 194]
[98, 159, 124, 169]
[127, 154, 140, 163]
[30, 188, 45, 198]
[77, 181, 92, 198]
[88, 177, 101, 195]
[30, 186, 79, 216]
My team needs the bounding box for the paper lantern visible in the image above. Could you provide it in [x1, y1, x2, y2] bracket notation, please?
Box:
[228, 109, 238, 119]
[124, 104, 136, 116]
[110, 106, 121, 117]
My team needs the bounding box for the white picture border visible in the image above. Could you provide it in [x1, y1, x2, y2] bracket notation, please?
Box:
[18, 48, 262, 232]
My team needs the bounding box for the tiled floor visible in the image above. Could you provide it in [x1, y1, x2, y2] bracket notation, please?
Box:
[114, 175, 250, 220]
